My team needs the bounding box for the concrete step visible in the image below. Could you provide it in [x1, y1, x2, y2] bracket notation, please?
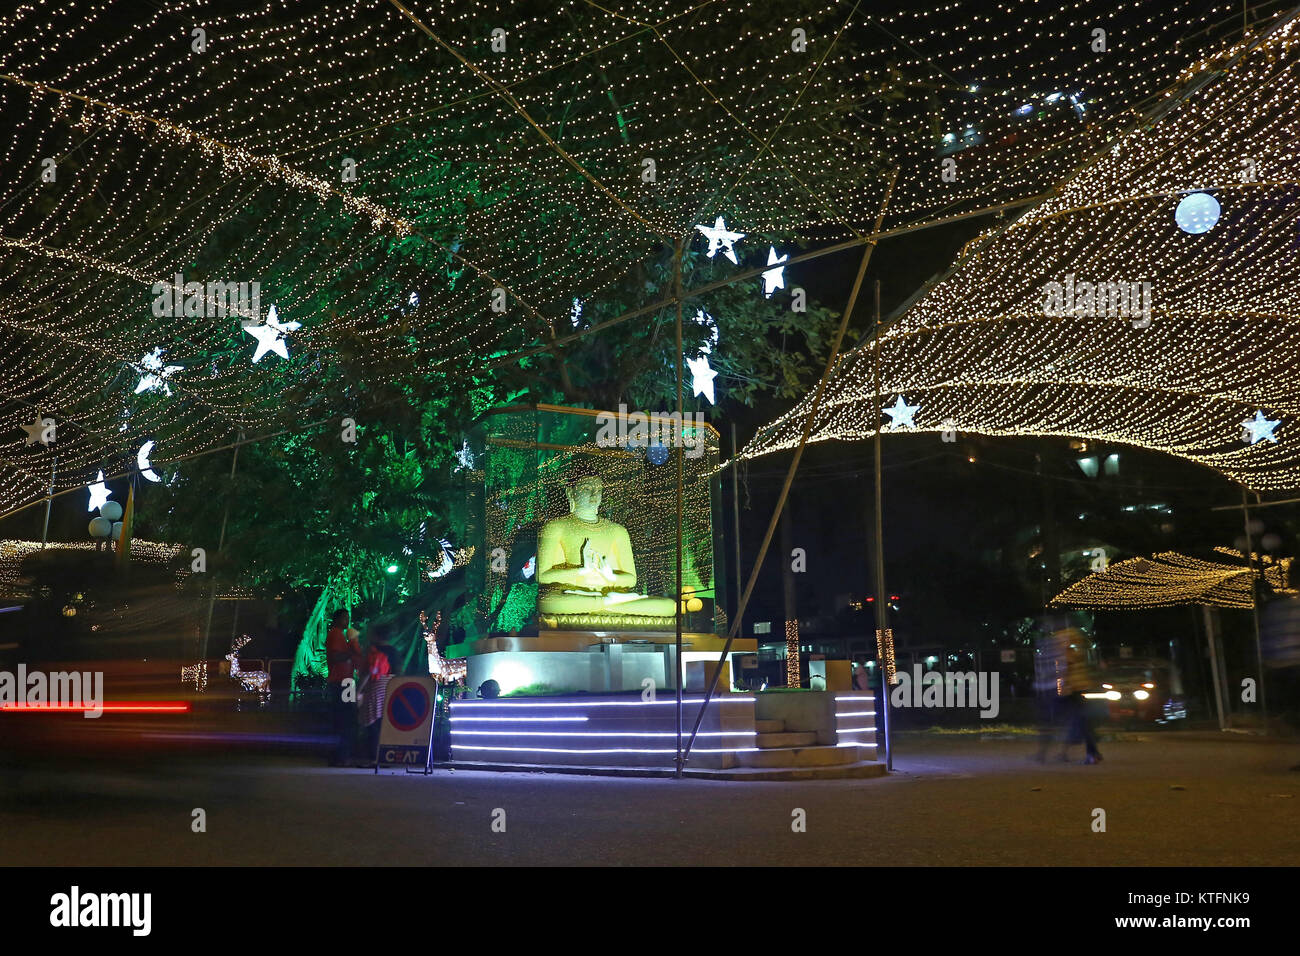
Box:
[756, 730, 817, 749]
[754, 719, 785, 734]
[738, 744, 872, 769]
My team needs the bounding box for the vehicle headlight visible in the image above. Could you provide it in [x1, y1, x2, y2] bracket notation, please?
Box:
[1105, 690, 1121, 700]
[1133, 689, 1150, 701]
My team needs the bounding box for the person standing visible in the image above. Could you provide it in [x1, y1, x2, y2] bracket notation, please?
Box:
[326, 609, 363, 766]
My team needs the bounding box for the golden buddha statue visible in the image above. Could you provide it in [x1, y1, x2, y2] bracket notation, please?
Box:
[536, 473, 676, 628]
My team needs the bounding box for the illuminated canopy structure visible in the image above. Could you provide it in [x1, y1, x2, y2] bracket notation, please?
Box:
[738, 13, 1300, 492]
[0, 0, 1272, 516]
[1050, 548, 1294, 610]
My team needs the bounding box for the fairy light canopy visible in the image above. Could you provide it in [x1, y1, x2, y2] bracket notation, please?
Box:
[1050, 548, 1294, 610]
[739, 11, 1300, 492]
[0, 0, 1279, 519]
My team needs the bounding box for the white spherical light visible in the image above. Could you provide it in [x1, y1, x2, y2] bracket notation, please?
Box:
[99, 500, 123, 521]
[88, 516, 112, 538]
[111, 521, 124, 539]
[1175, 192, 1220, 234]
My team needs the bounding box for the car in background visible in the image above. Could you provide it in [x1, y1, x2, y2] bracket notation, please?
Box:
[1084, 660, 1185, 726]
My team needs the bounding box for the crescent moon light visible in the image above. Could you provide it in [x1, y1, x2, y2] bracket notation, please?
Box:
[137, 440, 162, 482]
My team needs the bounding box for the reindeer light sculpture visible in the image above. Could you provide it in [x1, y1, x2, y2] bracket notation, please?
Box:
[226, 634, 271, 708]
[421, 611, 466, 684]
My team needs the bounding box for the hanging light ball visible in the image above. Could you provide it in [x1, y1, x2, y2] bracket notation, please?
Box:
[88, 516, 112, 538]
[99, 500, 123, 521]
[111, 521, 124, 540]
[646, 442, 670, 465]
[1174, 192, 1220, 234]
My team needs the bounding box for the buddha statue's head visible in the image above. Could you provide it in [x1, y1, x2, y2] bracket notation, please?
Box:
[564, 473, 603, 522]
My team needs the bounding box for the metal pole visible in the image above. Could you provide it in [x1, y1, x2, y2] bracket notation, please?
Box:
[730, 423, 744, 653]
[681, 170, 898, 763]
[871, 278, 893, 771]
[1240, 487, 1268, 723]
[200, 440, 241, 661]
[674, 237, 685, 778]
[40, 453, 56, 548]
[1202, 604, 1227, 731]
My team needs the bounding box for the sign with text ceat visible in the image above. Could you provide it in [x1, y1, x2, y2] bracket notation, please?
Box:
[377, 676, 438, 768]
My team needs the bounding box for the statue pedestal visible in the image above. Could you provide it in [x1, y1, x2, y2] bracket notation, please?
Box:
[447, 631, 757, 696]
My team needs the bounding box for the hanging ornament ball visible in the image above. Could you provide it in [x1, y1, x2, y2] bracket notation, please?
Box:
[62, 606, 77, 618]
[112, 521, 124, 539]
[647, 442, 670, 465]
[88, 517, 112, 538]
[1174, 192, 1220, 234]
[1262, 532, 1283, 551]
[99, 501, 123, 521]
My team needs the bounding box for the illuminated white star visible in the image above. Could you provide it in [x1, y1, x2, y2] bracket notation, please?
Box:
[454, 440, 475, 471]
[694, 216, 744, 265]
[243, 304, 300, 363]
[87, 471, 112, 512]
[687, 354, 717, 404]
[20, 411, 54, 446]
[883, 395, 920, 430]
[134, 347, 182, 395]
[762, 246, 788, 297]
[137, 440, 162, 482]
[1242, 410, 1280, 445]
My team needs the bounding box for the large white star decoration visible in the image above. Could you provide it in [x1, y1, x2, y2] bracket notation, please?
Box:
[137, 440, 162, 482]
[1242, 410, 1280, 445]
[20, 410, 55, 446]
[695, 216, 745, 265]
[883, 395, 920, 430]
[243, 304, 300, 363]
[134, 347, 182, 395]
[87, 471, 112, 512]
[694, 309, 719, 354]
[762, 246, 788, 297]
[454, 439, 475, 471]
[687, 354, 717, 404]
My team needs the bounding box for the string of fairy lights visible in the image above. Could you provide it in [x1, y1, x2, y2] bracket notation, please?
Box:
[0, 0, 1279, 521]
[1050, 547, 1294, 609]
[739, 12, 1300, 492]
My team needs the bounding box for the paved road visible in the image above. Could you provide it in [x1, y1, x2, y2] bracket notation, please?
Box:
[2, 733, 1297, 865]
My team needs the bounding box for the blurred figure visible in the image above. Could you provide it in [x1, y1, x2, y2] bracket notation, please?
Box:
[325, 610, 363, 767]
[1035, 619, 1102, 764]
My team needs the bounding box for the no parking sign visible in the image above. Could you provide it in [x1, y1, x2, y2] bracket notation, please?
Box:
[376, 676, 438, 768]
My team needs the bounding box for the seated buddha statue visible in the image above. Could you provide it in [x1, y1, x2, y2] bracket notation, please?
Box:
[536, 473, 676, 627]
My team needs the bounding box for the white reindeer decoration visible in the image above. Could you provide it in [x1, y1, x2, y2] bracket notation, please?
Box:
[226, 634, 271, 708]
[422, 611, 466, 684]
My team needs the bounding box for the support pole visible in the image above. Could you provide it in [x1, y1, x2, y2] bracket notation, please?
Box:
[730, 423, 744, 653]
[40, 453, 56, 548]
[871, 278, 894, 771]
[682, 171, 898, 764]
[1202, 604, 1227, 731]
[1240, 487, 1268, 724]
[200, 440, 241, 661]
[674, 237, 685, 778]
